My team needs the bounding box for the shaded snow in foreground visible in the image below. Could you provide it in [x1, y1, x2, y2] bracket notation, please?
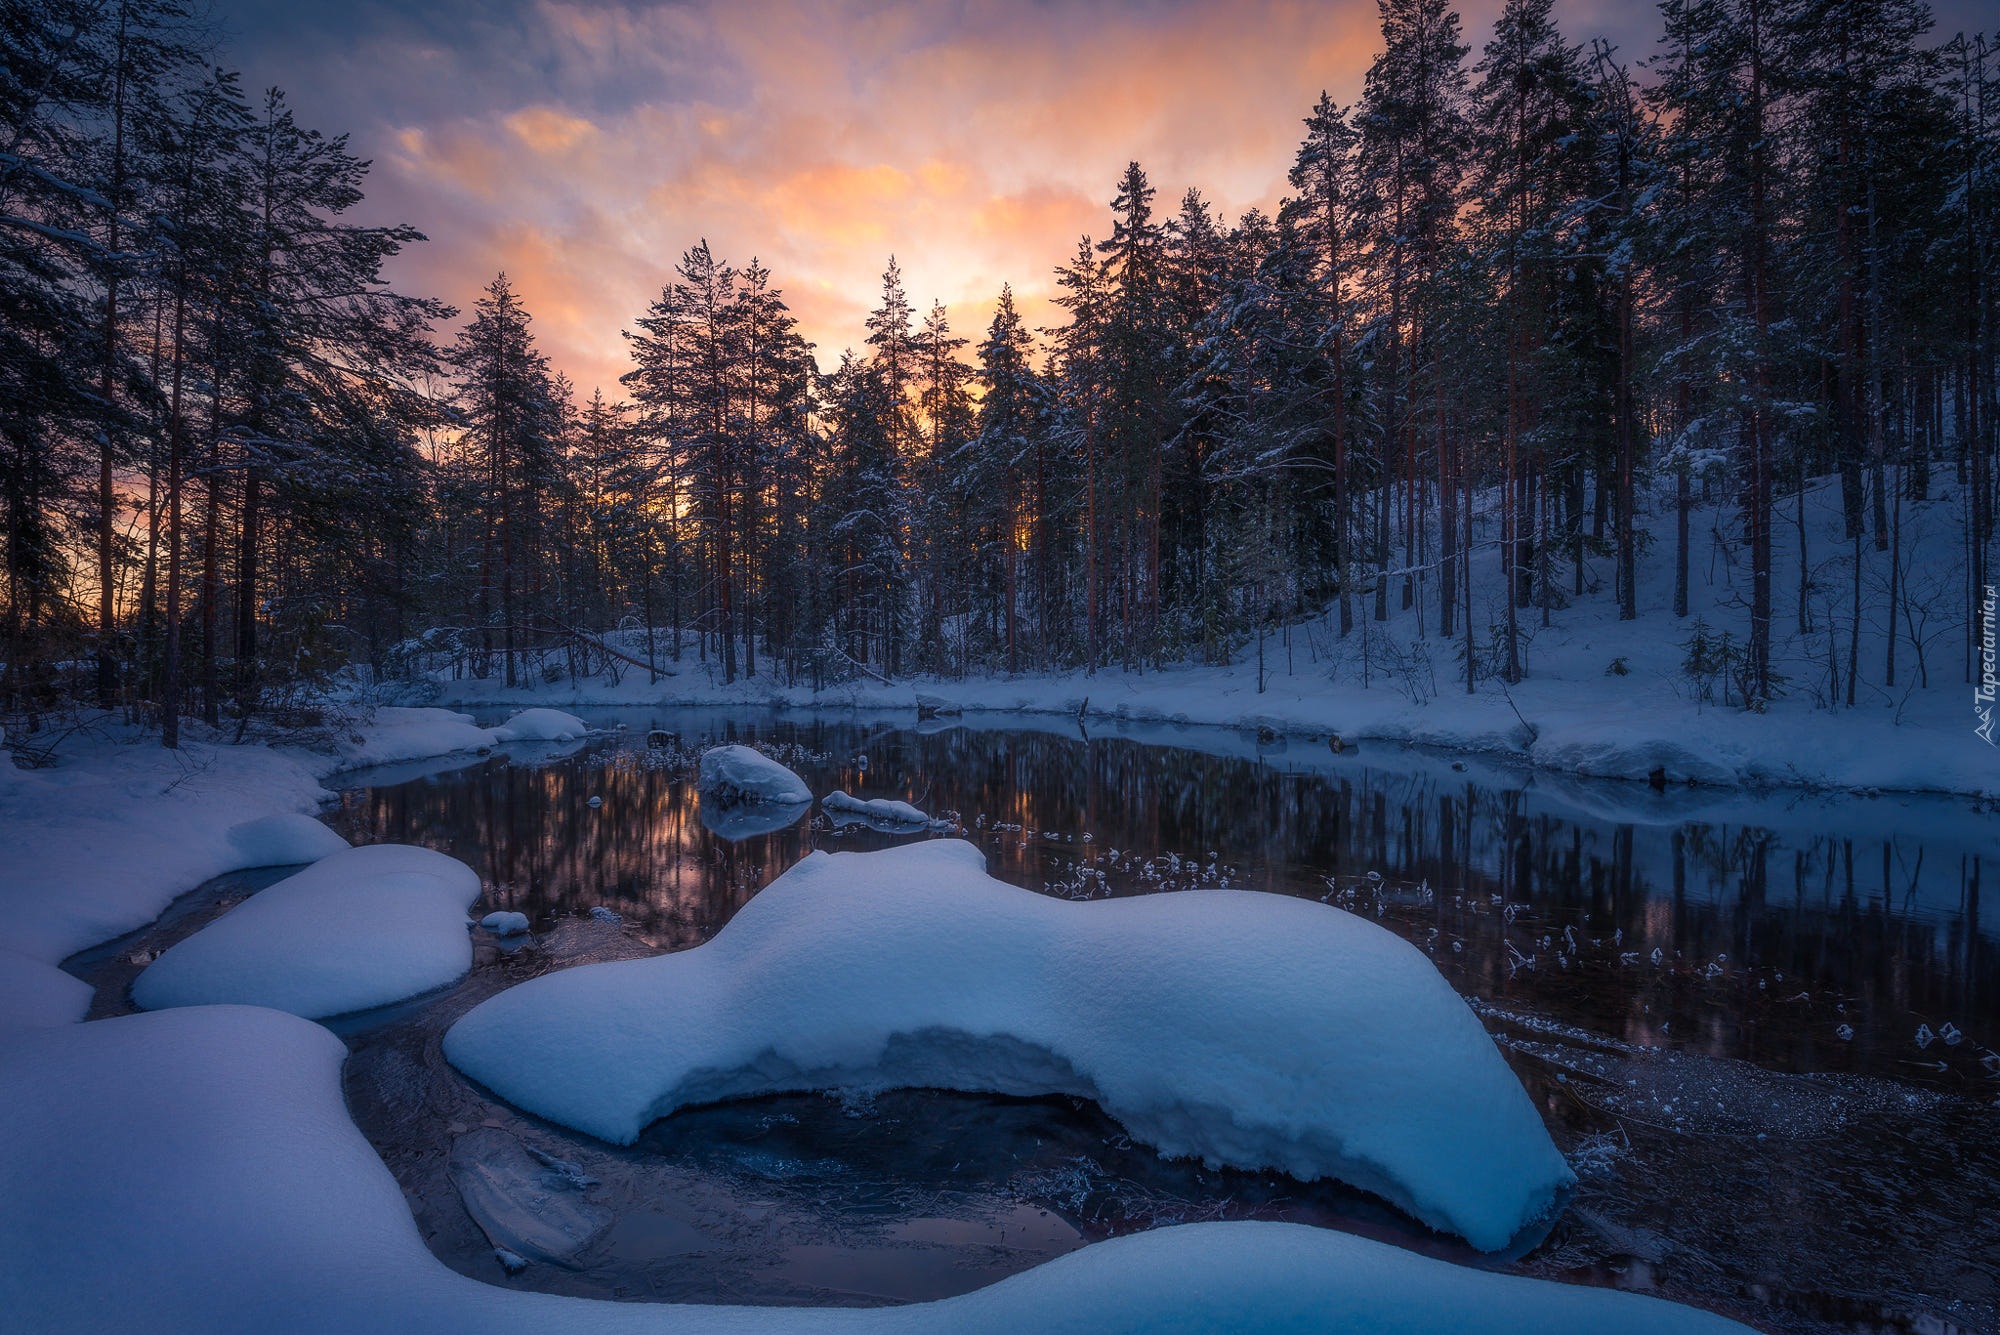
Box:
[447, 840, 1572, 1253]
[0, 950, 91, 1030]
[132, 844, 483, 1019]
[0, 1005, 1755, 1333]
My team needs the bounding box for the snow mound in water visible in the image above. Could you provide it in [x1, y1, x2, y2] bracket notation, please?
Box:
[822, 789, 934, 827]
[228, 813, 350, 867]
[696, 744, 811, 805]
[132, 844, 482, 1019]
[480, 911, 531, 936]
[446, 840, 1573, 1252]
[0, 1005, 1756, 1333]
[491, 708, 590, 743]
[0, 949, 91, 1029]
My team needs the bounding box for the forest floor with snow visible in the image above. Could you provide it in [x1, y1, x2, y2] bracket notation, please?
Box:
[425, 476, 2000, 799]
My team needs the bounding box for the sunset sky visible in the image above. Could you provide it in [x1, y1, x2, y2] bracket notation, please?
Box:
[224, 0, 1982, 402]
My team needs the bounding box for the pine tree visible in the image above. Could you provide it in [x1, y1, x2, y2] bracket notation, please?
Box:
[1285, 93, 1362, 638]
[451, 273, 567, 688]
[912, 298, 972, 672]
[1356, 0, 1471, 636]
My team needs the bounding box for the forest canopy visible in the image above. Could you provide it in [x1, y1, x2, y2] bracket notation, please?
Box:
[0, 0, 1994, 746]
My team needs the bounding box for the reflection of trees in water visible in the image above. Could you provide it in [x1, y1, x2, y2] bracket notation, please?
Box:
[331, 753, 810, 950]
[331, 724, 1993, 1075]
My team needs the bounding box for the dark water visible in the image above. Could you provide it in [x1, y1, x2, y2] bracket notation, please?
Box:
[87, 708, 2000, 1331]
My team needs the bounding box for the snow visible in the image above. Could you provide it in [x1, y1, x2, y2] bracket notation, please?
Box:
[821, 789, 936, 827]
[0, 950, 92, 1029]
[131, 844, 483, 1020]
[481, 911, 532, 936]
[0, 1005, 1753, 1333]
[228, 812, 352, 866]
[0, 707, 519, 987]
[1, 734, 340, 970]
[445, 840, 1573, 1253]
[420, 478, 2000, 800]
[490, 708, 590, 743]
[328, 706, 498, 769]
[696, 744, 813, 804]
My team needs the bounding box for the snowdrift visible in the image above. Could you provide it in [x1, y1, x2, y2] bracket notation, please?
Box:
[0, 1005, 1753, 1333]
[227, 812, 352, 866]
[446, 840, 1572, 1252]
[0, 950, 91, 1029]
[133, 844, 482, 1019]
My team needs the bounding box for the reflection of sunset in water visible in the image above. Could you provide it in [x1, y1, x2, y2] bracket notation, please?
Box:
[329, 712, 1998, 1088]
[314, 711, 2000, 1327]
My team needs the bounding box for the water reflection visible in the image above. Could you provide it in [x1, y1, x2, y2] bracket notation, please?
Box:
[320, 708, 2000, 1332]
[329, 710, 1996, 1088]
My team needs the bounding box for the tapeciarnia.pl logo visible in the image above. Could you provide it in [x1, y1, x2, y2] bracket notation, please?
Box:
[1979, 585, 1997, 745]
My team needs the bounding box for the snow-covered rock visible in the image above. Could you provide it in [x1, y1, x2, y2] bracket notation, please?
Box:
[821, 789, 934, 827]
[491, 708, 590, 743]
[0, 950, 91, 1029]
[0, 1005, 1756, 1333]
[695, 744, 812, 805]
[132, 844, 482, 1020]
[227, 813, 351, 867]
[480, 911, 531, 936]
[446, 840, 1573, 1252]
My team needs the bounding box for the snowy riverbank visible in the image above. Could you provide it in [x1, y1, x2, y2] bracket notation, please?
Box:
[419, 474, 1999, 800]
[426, 655, 1999, 799]
[0, 706, 589, 1003]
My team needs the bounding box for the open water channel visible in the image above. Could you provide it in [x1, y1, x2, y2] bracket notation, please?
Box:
[65, 706, 2000, 1332]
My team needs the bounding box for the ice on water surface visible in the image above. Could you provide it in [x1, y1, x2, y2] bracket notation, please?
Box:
[447, 1128, 610, 1267]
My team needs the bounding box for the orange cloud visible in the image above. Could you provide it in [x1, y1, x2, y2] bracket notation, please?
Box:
[354, 0, 1399, 400]
[504, 106, 600, 155]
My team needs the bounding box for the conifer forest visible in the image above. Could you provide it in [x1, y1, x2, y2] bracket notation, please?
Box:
[1, 0, 1995, 744]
